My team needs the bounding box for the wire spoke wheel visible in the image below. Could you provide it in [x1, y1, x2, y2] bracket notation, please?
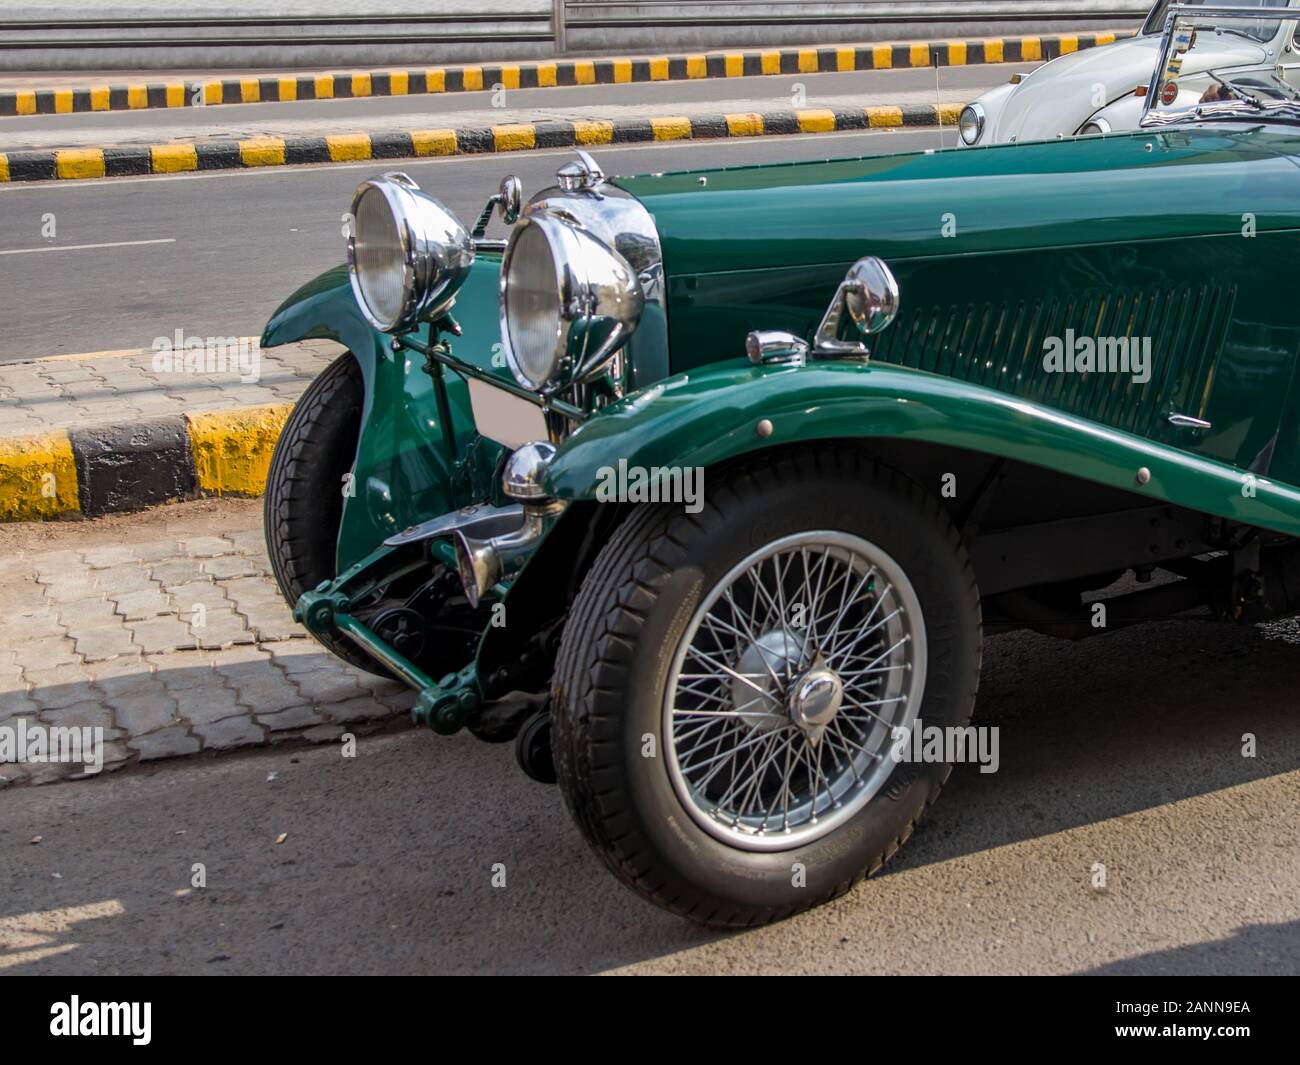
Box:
[664, 530, 926, 851]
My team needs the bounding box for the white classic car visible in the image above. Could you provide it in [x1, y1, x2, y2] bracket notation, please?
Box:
[958, 0, 1300, 144]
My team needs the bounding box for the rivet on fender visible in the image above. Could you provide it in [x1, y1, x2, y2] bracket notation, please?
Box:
[756, 418, 774, 438]
[1136, 467, 1152, 486]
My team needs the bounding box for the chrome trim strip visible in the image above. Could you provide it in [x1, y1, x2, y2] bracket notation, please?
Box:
[383, 503, 524, 548]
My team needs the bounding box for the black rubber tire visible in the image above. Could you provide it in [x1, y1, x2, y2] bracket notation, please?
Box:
[550, 445, 982, 927]
[264, 352, 389, 676]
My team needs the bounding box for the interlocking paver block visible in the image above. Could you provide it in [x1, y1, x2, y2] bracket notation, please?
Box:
[173, 686, 243, 726]
[55, 597, 120, 628]
[133, 540, 185, 563]
[191, 608, 256, 649]
[39, 701, 122, 737]
[14, 633, 81, 668]
[126, 616, 198, 654]
[291, 670, 366, 705]
[223, 530, 268, 554]
[110, 588, 173, 621]
[180, 537, 234, 558]
[28, 664, 97, 710]
[149, 560, 209, 588]
[6, 610, 65, 640]
[92, 656, 159, 698]
[31, 550, 86, 576]
[93, 567, 159, 595]
[71, 627, 137, 662]
[147, 657, 215, 691]
[193, 716, 264, 750]
[82, 546, 139, 569]
[230, 672, 308, 715]
[130, 726, 201, 761]
[256, 703, 323, 731]
[319, 696, 398, 724]
[265, 641, 332, 673]
[109, 691, 180, 735]
[299, 724, 346, 743]
[0, 690, 39, 724]
[202, 555, 262, 579]
[37, 578, 102, 604]
[208, 646, 272, 669]
[234, 601, 298, 642]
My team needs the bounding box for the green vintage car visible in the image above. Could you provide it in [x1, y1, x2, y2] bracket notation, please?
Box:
[262, 3, 1300, 926]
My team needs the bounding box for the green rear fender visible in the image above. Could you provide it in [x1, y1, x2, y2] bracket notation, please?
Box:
[543, 359, 1300, 538]
[261, 260, 507, 571]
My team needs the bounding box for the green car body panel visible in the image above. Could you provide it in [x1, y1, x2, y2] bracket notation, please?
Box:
[263, 255, 511, 571]
[617, 127, 1300, 482]
[542, 357, 1300, 539]
[263, 123, 1300, 688]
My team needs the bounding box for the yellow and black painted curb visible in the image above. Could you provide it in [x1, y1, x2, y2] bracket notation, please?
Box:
[0, 405, 291, 522]
[0, 102, 967, 183]
[0, 31, 1130, 118]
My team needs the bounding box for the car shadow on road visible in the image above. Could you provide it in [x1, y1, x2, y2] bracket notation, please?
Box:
[1, 615, 1296, 974]
[1077, 918, 1300, 974]
[888, 616, 1300, 872]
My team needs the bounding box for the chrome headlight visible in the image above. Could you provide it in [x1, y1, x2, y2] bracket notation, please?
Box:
[958, 103, 985, 145]
[499, 213, 644, 394]
[1080, 117, 1111, 135]
[346, 172, 474, 333]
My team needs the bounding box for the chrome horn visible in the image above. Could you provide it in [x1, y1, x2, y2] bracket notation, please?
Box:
[452, 442, 565, 607]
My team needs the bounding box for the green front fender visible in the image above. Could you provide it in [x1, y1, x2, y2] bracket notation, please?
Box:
[543, 358, 1300, 538]
[262, 261, 507, 571]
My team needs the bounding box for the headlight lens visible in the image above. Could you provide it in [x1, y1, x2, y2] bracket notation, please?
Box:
[958, 103, 985, 145]
[1080, 117, 1111, 135]
[500, 214, 644, 394]
[346, 173, 474, 333]
[502, 221, 564, 389]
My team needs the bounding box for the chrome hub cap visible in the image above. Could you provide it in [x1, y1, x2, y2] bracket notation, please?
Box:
[663, 530, 926, 851]
[787, 659, 844, 744]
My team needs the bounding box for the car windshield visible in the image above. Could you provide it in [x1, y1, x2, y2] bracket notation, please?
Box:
[1142, 6, 1300, 126]
[1143, 0, 1291, 41]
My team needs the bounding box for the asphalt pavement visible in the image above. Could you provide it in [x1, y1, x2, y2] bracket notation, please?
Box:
[0, 64, 1032, 362]
[0, 125, 964, 361]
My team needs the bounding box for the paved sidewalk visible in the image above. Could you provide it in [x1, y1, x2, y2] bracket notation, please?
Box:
[0, 500, 414, 787]
[0, 339, 338, 437]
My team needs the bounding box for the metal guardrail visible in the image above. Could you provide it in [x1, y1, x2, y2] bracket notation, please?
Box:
[0, 3, 1150, 66]
[0, 13, 553, 51]
[553, 1, 1151, 51]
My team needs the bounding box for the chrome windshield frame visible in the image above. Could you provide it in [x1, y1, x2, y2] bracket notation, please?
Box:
[1142, 3, 1300, 126]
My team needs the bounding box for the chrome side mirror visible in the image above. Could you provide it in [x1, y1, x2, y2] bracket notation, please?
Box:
[472, 174, 524, 239]
[498, 175, 522, 224]
[813, 256, 900, 360]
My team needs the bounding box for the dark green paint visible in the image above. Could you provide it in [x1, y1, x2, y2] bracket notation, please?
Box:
[616, 126, 1300, 478]
[262, 256, 513, 570]
[543, 358, 1300, 538]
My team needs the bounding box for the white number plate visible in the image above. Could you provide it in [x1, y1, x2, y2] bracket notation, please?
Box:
[467, 378, 549, 449]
